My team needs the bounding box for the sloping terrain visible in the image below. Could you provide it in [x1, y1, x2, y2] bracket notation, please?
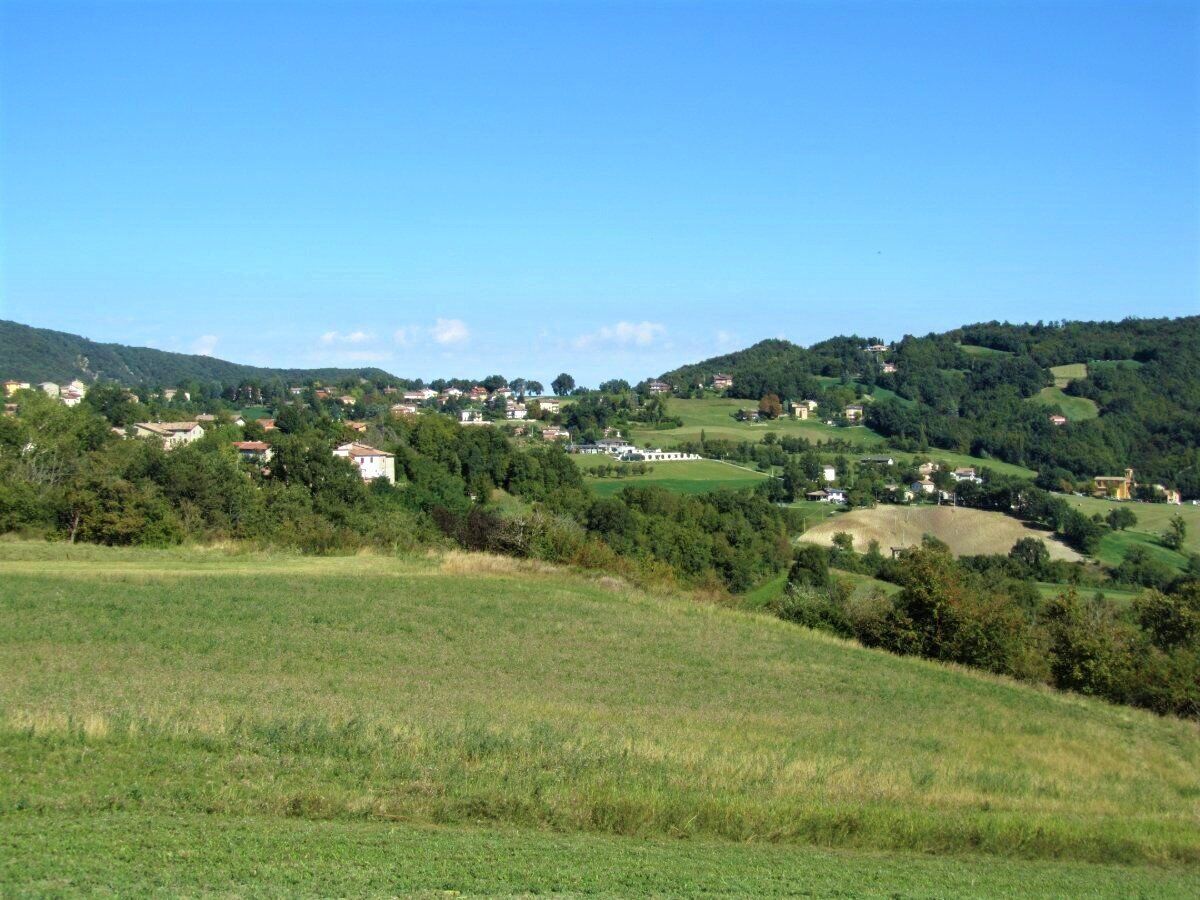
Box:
[799, 505, 1084, 561]
[0, 542, 1195, 894]
[0, 318, 393, 386]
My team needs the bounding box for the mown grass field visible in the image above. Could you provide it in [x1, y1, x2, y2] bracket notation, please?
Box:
[1029, 386, 1099, 421]
[1050, 363, 1089, 388]
[1059, 494, 1200, 562]
[573, 454, 769, 497]
[959, 344, 1013, 358]
[1, 542, 1198, 895]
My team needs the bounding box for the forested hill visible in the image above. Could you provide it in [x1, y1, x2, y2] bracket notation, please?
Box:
[661, 316, 1200, 497]
[0, 319, 393, 387]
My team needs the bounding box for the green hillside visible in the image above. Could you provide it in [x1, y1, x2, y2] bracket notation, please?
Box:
[574, 454, 770, 496]
[0, 319, 394, 386]
[1, 543, 1197, 895]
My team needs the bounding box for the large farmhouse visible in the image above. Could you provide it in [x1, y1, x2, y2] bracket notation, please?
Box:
[133, 421, 205, 450]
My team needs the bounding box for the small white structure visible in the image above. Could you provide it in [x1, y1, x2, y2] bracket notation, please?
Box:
[541, 426, 570, 440]
[844, 404, 864, 423]
[134, 421, 205, 450]
[38, 382, 60, 397]
[534, 398, 561, 413]
[392, 403, 419, 416]
[950, 467, 983, 484]
[646, 380, 671, 394]
[333, 442, 395, 483]
[792, 405, 810, 420]
[59, 389, 84, 407]
[505, 404, 528, 420]
[460, 409, 488, 425]
[822, 465, 837, 483]
[620, 449, 701, 462]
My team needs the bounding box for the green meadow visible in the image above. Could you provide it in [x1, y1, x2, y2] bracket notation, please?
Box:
[1050, 363, 1089, 388]
[1060, 494, 1200, 561]
[573, 453, 769, 496]
[1029, 386, 1100, 421]
[1, 542, 1198, 895]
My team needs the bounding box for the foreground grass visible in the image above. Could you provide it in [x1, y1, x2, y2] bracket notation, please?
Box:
[1, 542, 1198, 893]
[4, 813, 1197, 898]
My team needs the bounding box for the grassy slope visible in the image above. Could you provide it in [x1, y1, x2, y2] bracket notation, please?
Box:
[1029, 386, 1100, 421]
[1050, 363, 1089, 388]
[1, 543, 1197, 894]
[628, 397, 887, 449]
[1059, 494, 1200, 566]
[799, 505, 1083, 561]
[573, 454, 769, 497]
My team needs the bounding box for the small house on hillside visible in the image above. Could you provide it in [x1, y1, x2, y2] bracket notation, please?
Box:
[646, 380, 671, 394]
[951, 467, 982, 484]
[232, 440, 272, 463]
[844, 404, 864, 423]
[822, 464, 837, 483]
[333, 442, 395, 484]
[712, 373, 734, 390]
[1049, 414, 1068, 426]
[541, 426, 570, 440]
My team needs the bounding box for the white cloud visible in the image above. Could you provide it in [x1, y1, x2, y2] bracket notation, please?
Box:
[191, 334, 219, 356]
[431, 318, 470, 345]
[715, 329, 737, 350]
[574, 321, 666, 350]
[320, 330, 373, 345]
[393, 326, 420, 346]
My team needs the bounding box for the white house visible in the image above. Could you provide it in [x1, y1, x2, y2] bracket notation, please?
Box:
[59, 389, 84, 407]
[911, 477, 937, 495]
[38, 382, 60, 398]
[822, 464, 837, 483]
[646, 380, 672, 394]
[232, 440, 273, 463]
[541, 426, 570, 440]
[333, 442, 395, 483]
[534, 398, 561, 413]
[133, 421, 205, 450]
[391, 403, 419, 416]
[792, 404, 810, 420]
[712, 373, 734, 390]
[460, 409, 489, 425]
[506, 404, 528, 420]
[844, 404, 864, 423]
[950, 467, 983, 484]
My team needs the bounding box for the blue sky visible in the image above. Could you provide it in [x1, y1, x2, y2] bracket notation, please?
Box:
[1, 0, 1196, 385]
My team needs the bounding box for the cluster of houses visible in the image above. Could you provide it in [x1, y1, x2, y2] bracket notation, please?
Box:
[804, 459, 983, 505]
[125, 417, 398, 485]
[3, 379, 88, 412]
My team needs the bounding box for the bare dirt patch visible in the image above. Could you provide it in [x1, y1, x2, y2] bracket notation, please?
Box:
[800, 505, 1083, 561]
